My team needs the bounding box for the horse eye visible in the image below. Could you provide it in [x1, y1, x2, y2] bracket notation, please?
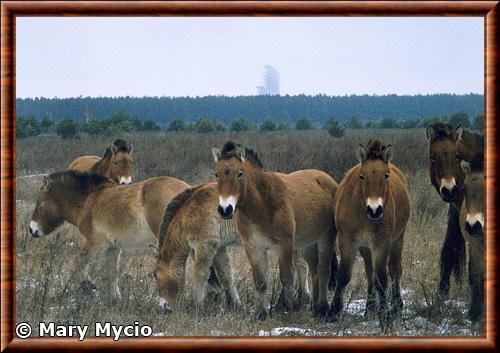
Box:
[385, 172, 390, 181]
[455, 152, 461, 160]
[431, 155, 437, 163]
[214, 172, 219, 178]
[359, 174, 365, 181]
[238, 171, 244, 179]
[113, 161, 119, 165]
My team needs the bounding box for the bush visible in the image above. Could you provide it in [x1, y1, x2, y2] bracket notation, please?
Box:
[142, 120, 160, 131]
[379, 117, 397, 129]
[40, 118, 55, 133]
[295, 117, 314, 130]
[259, 118, 278, 132]
[472, 113, 484, 131]
[56, 118, 79, 139]
[230, 118, 255, 132]
[16, 115, 41, 138]
[195, 117, 226, 133]
[167, 117, 187, 132]
[346, 115, 363, 129]
[418, 115, 449, 128]
[323, 117, 345, 138]
[448, 111, 470, 128]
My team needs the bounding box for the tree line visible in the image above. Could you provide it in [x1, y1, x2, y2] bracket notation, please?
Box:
[16, 109, 483, 139]
[16, 93, 483, 128]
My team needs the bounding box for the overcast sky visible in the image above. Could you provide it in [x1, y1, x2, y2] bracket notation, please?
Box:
[16, 17, 483, 98]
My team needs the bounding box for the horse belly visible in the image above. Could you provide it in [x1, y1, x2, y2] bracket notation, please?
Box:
[105, 214, 156, 251]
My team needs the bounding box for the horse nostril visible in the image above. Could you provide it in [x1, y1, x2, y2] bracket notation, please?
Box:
[466, 221, 483, 237]
[375, 205, 383, 217]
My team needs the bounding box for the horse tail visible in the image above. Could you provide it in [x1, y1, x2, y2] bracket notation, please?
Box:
[158, 185, 202, 250]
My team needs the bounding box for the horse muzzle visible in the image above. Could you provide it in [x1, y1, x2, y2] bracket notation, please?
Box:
[29, 221, 44, 238]
[218, 204, 234, 219]
[119, 176, 132, 185]
[465, 214, 484, 237]
[367, 205, 384, 222]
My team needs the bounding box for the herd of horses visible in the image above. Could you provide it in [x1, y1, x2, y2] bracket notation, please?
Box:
[27, 123, 485, 331]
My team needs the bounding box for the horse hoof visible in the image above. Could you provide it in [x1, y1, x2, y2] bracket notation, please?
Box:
[313, 302, 329, 318]
[256, 308, 269, 321]
[297, 290, 311, 307]
[80, 280, 97, 293]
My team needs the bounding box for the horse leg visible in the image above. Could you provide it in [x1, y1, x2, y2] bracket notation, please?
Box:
[303, 245, 319, 312]
[388, 234, 404, 318]
[191, 242, 218, 311]
[106, 246, 122, 302]
[328, 230, 339, 291]
[243, 240, 269, 320]
[295, 251, 311, 308]
[359, 246, 376, 319]
[327, 236, 357, 322]
[468, 239, 484, 322]
[213, 246, 241, 309]
[439, 204, 466, 297]
[373, 245, 390, 331]
[314, 236, 335, 317]
[276, 239, 296, 313]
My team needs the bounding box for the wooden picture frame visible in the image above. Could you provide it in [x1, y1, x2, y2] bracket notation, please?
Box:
[1, 1, 498, 351]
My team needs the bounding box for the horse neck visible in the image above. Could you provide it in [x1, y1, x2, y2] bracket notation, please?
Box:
[239, 162, 283, 215]
[53, 186, 93, 225]
[90, 157, 111, 178]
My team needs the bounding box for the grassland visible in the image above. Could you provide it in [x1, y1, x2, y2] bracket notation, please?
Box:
[15, 129, 483, 336]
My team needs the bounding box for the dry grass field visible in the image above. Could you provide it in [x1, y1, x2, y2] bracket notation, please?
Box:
[15, 129, 483, 336]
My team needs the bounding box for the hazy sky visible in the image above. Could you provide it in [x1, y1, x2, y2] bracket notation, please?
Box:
[16, 17, 483, 98]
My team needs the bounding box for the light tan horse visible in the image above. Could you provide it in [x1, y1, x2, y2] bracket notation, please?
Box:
[29, 170, 189, 300]
[459, 153, 484, 321]
[69, 139, 134, 184]
[212, 141, 337, 320]
[328, 139, 410, 330]
[156, 182, 311, 313]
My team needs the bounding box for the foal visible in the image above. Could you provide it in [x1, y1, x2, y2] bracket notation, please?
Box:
[69, 138, 133, 184]
[328, 139, 410, 329]
[212, 141, 337, 319]
[29, 171, 189, 300]
[459, 153, 485, 321]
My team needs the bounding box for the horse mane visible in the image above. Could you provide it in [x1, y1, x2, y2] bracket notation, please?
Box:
[158, 184, 203, 250]
[469, 152, 484, 172]
[221, 141, 263, 168]
[460, 129, 484, 151]
[48, 170, 111, 193]
[429, 122, 455, 142]
[364, 139, 386, 161]
[113, 138, 131, 152]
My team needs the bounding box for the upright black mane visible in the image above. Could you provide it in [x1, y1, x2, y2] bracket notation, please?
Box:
[221, 141, 263, 168]
[113, 138, 131, 152]
[48, 170, 111, 193]
[365, 139, 385, 160]
[429, 122, 455, 141]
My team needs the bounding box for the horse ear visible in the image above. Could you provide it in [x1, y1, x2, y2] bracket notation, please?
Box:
[453, 126, 463, 142]
[43, 176, 52, 191]
[102, 145, 115, 159]
[356, 144, 366, 163]
[461, 160, 471, 174]
[237, 145, 246, 161]
[212, 146, 221, 162]
[127, 142, 134, 154]
[426, 126, 435, 142]
[382, 144, 393, 163]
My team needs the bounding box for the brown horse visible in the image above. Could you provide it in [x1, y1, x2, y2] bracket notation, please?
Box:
[69, 139, 133, 184]
[459, 153, 484, 321]
[212, 141, 337, 319]
[328, 139, 410, 329]
[426, 122, 483, 296]
[156, 182, 311, 313]
[29, 170, 189, 300]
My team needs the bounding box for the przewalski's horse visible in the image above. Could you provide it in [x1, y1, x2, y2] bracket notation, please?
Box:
[459, 153, 485, 321]
[426, 122, 483, 296]
[29, 170, 189, 300]
[156, 182, 311, 313]
[328, 139, 410, 330]
[69, 139, 134, 184]
[212, 141, 337, 319]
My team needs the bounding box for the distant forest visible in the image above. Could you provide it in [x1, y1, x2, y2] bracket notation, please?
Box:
[16, 94, 483, 128]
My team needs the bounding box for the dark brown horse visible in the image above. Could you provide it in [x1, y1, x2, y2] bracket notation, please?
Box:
[426, 122, 483, 296]
[212, 142, 338, 319]
[69, 139, 133, 184]
[328, 139, 410, 330]
[459, 153, 484, 321]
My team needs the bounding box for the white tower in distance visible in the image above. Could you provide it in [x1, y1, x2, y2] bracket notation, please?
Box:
[257, 65, 280, 95]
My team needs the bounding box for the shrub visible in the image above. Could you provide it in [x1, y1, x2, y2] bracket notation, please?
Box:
[40, 118, 55, 133]
[142, 120, 160, 131]
[259, 118, 277, 132]
[323, 117, 345, 138]
[230, 118, 255, 132]
[295, 117, 314, 130]
[56, 118, 79, 139]
[472, 113, 484, 131]
[345, 115, 363, 129]
[379, 117, 397, 129]
[448, 111, 470, 128]
[167, 117, 187, 132]
[16, 115, 41, 138]
[195, 117, 225, 133]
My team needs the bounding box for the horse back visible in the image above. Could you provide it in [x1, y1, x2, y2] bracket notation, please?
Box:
[69, 155, 101, 172]
[388, 164, 411, 234]
[141, 176, 190, 237]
